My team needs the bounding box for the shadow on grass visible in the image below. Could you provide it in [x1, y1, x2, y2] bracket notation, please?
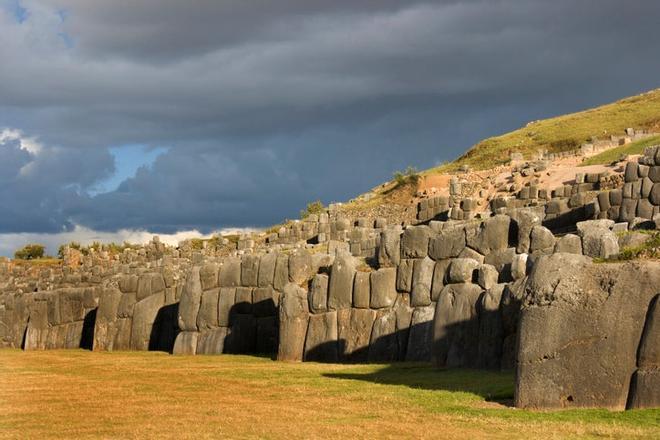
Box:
[323, 363, 515, 406]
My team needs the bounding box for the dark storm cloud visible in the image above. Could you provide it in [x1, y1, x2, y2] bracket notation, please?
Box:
[0, 0, 659, 234]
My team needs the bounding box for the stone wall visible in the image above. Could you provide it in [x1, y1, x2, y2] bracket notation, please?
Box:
[516, 254, 660, 410]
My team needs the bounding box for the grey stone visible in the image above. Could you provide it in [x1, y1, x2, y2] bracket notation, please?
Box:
[241, 255, 260, 287]
[304, 311, 338, 362]
[554, 234, 582, 254]
[396, 259, 414, 292]
[136, 274, 152, 301]
[637, 199, 654, 219]
[277, 283, 309, 362]
[401, 225, 433, 258]
[257, 252, 278, 287]
[529, 225, 556, 254]
[200, 263, 219, 291]
[477, 284, 505, 369]
[337, 308, 377, 362]
[273, 254, 289, 291]
[428, 227, 466, 260]
[130, 292, 166, 351]
[649, 166, 660, 183]
[217, 287, 236, 327]
[515, 255, 660, 409]
[447, 258, 479, 284]
[234, 287, 253, 314]
[405, 305, 435, 362]
[430, 259, 451, 301]
[196, 288, 219, 330]
[625, 162, 639, 182]
[219, 258, 241, 287]
[173, 331, 199, 355]
[465, 215, 511, 255]
[289, 250, 313, 285]
[253, 286, 278, 317]
[651, 183, 660, 205]
[619, 198, 638, 223]
[457, 247, 485, 263]
[196, 328, 229, 355]
[309, 273, 329, 313]
[368, 308, 397, 362]
[433, 283, 483, 367]
[511, 254, 528, 280]
[327, 252, 356, 310]
[178, 266, 203, 331]
[578, 222, 620, 258]
[477, 264, 499, 290]
[508, 208, 543, 253]
[411, 257, 434, 306]
[378, 229, 401, 267]
[352, 272, 370, 309]
[370, 267, 398, 309]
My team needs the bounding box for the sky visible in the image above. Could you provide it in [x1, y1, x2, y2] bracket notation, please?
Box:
[0, 0, 659, 255]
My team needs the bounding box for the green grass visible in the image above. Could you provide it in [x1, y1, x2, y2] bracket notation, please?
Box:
[426, 88, 660, 173]
[1, 350, 658, 439]
[581, 135, 660, 166]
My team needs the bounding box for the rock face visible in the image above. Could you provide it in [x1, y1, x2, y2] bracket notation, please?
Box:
[515, 254, 660, 410]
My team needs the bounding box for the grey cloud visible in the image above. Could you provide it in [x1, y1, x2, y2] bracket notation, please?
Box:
[0, 0, 658, 235]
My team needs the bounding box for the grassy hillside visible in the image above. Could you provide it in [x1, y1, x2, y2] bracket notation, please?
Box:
[580, 134, 660, 166]
[447, 88, 660, 171]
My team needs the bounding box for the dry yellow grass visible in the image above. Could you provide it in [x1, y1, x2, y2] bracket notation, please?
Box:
[0, 350, 658, 439]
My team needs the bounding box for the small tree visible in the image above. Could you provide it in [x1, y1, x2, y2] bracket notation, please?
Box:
[392, 166, 420, 188]
[14, 243, 46, 260]
[300, 200, 325, 219]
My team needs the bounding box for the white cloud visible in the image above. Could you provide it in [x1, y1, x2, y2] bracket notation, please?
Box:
[0, 224, 258, 257]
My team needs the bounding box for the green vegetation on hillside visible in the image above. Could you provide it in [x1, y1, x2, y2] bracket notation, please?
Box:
[580, 135, 660, 166]
[444, 88, 660, 171]
[300, 200, 325, 219]
[13, 243, 45, 260]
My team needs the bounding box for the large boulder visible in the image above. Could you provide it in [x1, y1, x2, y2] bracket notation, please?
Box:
[337, 308, 377, 362]
[477, 284, 505, 369]
[172, 331, 199, 355]
[327, 252, 356, 310]
[257, 252, 278, 287]
[401, 225, 433, 258]
[447, 258, 479, 284]
[368, 308, 397, 362]
[370, 267, 398, 309]
[241, 255, 260, 287]
[378, 229, 401, 267]
[428, 227, 465, 260]
[405, 305, 435, 361]
[131, 292, 165, 351]
[219, 258, 241, 287]
[289, 250, 313, 285]
[309, 274, 329, 313]
[304, 311, 338, 362]
[411, 257, 434, 306]
[352, 272, 370, 309]
[465, 214, 511, 255]
[432, 283, 483, 368]
[177, 266, 203, 331]
[277, 283, 309, 361]
[515, 254, 660, 409]
[577, 220, 619, 258]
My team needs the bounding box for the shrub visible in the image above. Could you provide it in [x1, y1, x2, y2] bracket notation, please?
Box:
[393, 166, 420, 188]
[300, 200, 325, 219]
[14, 244, 46, 260]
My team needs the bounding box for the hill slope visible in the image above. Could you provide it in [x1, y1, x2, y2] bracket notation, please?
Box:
[448, 88, 660, 171]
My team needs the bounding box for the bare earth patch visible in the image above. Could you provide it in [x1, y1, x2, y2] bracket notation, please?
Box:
[0, 350, 658, 439]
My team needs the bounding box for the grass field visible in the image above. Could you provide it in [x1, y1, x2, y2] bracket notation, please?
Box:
[580, 135, 660, 166]
[0, 350, 658, 439]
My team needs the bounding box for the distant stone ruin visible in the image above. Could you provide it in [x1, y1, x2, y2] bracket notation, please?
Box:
[1, 144, 659, 411]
